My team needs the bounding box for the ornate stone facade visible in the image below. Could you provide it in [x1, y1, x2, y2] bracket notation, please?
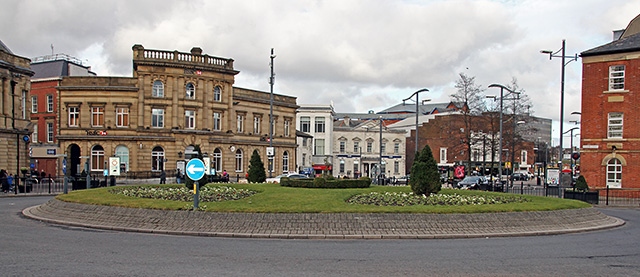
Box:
[0, 40, 34, 176]
[56, 45, 297, 179]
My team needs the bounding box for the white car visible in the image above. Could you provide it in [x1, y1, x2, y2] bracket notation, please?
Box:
[266, 173, 310, 183]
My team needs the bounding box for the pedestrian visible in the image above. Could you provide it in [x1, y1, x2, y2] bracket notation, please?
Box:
[7, 174, 14, 192]
[159, 170, 166, 184]
[1, 169, 8, 192]
[222, 169, 228, 182]
[175, 169, 182, 184]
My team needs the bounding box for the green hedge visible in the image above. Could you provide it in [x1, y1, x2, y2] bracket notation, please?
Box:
[281, 177, 371, 188]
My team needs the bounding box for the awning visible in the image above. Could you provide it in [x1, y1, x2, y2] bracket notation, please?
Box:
[312, 164, 332, 171]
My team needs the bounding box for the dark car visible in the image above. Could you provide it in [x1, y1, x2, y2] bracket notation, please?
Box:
[511, 173, 528, 181]
[456, 176, 488, 190]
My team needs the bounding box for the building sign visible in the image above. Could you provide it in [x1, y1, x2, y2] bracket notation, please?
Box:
[85, 130, 108, 136]
[46, 149, 56, 155]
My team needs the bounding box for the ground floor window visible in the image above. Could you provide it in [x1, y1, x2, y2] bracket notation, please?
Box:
[152, 146, 165, 171]
[91, 145, 105, 171]
[235, 149, 243, 172]
[606, 158, 622, 188]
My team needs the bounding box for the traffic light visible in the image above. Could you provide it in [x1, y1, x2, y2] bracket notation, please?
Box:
[571, 152, 580, 160]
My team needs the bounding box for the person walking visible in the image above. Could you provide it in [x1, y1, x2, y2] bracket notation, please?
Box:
[160, 170, 166, 184]
[7, 174, 14, 192]
[175, 169, 182, 184]
[1, 169, 8, 192]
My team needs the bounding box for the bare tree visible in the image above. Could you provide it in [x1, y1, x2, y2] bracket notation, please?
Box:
[450, 73, 486, 175]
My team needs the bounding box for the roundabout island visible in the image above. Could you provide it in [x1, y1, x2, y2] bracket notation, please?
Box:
[22, 184, 624, 239]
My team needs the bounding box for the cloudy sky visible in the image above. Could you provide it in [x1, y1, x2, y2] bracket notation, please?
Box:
[2, 0, 639, 146]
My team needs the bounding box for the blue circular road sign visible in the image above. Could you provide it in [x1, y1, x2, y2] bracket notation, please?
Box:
[185, 159, 206, 181]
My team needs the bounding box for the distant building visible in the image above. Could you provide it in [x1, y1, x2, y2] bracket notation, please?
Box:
[580, 14, 640, 190]
[30, 54, 96, 176]
[0, 39, 34, 175]
[296, 104, 335, 176]
[333, 115, 406, 179]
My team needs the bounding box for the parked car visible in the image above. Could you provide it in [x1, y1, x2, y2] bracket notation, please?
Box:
[455, 176, 489, 190]
[393, 175, 410, 185]
[510, 172, 528, 181]
[266, 173, 310, 184]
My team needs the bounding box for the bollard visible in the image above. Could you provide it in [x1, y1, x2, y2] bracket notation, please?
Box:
[520, 181, 524, 194]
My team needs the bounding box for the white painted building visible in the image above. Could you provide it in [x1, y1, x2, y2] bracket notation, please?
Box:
[296, 104, 335, 176]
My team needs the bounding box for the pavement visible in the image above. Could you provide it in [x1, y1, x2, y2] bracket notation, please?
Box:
[22, 198, 625, 239]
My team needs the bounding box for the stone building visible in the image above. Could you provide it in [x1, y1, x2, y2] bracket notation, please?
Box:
[333, 116, 407, 179]
[55, 45, 298, 179]
[0, 40, 34, 177]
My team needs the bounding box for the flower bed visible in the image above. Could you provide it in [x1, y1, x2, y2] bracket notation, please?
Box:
[347, 192, 530, 206]
[111, 186, 257, 202]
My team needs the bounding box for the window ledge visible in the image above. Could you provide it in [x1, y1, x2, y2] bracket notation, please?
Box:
[604, 89, 629, 94]
[603, 138, 626, 142]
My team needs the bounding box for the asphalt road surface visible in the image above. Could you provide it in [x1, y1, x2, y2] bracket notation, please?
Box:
[1, 196, 639, 277]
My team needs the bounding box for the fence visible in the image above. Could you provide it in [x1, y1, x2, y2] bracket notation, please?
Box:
[492, 184, 640, 207]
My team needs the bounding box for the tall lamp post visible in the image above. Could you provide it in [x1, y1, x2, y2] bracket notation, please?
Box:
[402, 88, 429, 155]
[379, 115, 383, 185]
[540, 40, 578, 182]
[268, 48, 276, 178]
[487, 84, 520, 189]
[564, 127, 579, 181]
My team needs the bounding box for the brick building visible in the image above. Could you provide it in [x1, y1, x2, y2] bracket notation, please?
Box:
[395, 112, 535, 178]
[0, 40, 34, 177]
[580, 14, 640, 190]
[30, 54, 96, 176]
[54, 45, 298, 179]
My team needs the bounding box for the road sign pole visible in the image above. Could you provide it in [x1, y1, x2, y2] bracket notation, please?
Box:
[193, 181, 200, 210]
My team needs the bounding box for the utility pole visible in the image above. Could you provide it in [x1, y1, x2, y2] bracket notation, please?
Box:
[268, 48, 275, 178]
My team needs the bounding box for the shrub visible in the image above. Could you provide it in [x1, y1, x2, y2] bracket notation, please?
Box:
[281, 177, 370, 188]
[247, 150, 267, 183]
[574, 175, 588, 192]
[409, 145, 441, 196]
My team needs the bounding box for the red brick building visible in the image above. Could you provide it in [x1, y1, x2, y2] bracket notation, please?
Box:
[402, 112, 534, 177]
[29, 55, 96, 176]
[580, 14, 640, 190]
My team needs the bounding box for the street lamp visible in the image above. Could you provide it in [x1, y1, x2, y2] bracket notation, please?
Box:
[540, 40, 578, 180]
[487, 83, 520, 189]
[564, 126, 579, 182]
[268, 48, 276, 178]
[402, 88, 429, 155]
[379, 115, 383, 185]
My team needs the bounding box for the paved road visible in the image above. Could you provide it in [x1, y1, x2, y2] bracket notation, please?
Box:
[3, 197, 640, 276]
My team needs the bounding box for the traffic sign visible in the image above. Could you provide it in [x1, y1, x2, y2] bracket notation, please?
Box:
[109, 157, 121, 176]
[185, 159, 206, 181]
[203, 157, 211, 175]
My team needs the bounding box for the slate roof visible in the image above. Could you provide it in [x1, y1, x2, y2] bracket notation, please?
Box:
[581, 14, 640, 57]
[581, 31, 640, 57]
[378, 102, 450, 115]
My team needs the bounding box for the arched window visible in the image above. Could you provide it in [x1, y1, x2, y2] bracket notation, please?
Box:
[186, 82, 196, 99]
[214, 86, 222, 102]
[213, 148, 222, 173]
[91, 145, 105, 171]
[152, 80, 164, 97]
[607, 158, 622, 188]
[282, 151, 289, 173]
[115, 145, 129, 173]
[235, 149, 243, 172]
[152, 146, 165, 171]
